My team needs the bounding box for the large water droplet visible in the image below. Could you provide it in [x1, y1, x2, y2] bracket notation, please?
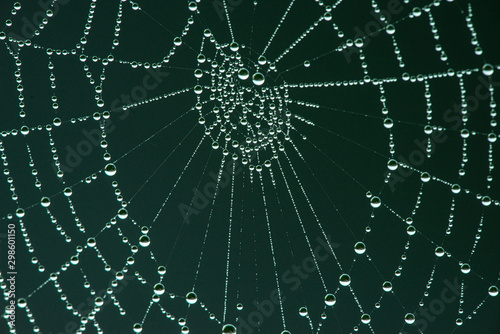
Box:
[133, 323, 142, 333]
[41, 197, 51, 207]
[299, 307, 308, 316]
[186, 292, 197, 304]
[324, 294, 336, 306]
[387, 159, 398, 170]
[222, 324, 236, 333]
[339, 274, 351, 286]
[16, 208, 25, 218]
[435, 246, 445, 257]
[421, 172, 431, 182]
[382, 281, 393, 292]
[252, 72, 265, 86]
[104, 163, 117, 176]
[188, 1, 197, 11]
[154, 283, 165, 295]
[488, 286, 499, 297]
[139, 235, 150, 247]
[238, 68, 249, 80]
[118, 208, 128, 219]
[460, 263, 471, 274]
[354, 242, 366, 254]
[405, 313, 415, 324]
[482, 63, 494, 76]
[370, 196, 381, 208]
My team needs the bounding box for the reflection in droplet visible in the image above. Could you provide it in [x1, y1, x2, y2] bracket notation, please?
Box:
[104, 163, 117, 176]
[354, 242, 366, 254]
[435, 247, 445, 257]
[41, 197, 51, 207]
[186, 292, 198, 304]
[222, 324, 236, 333]
[252, 72, 265, 86]
[325, 293, 336, 306]
[238, 68, 249, 80]
[339, 274, 351, 286]
[370, 196, 381, 208]
[382, 281, 393, 292]
[405, 313, 415, 324]
[154, 283, 165, 295]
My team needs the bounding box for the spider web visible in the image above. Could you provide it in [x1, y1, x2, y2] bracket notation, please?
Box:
[0, 0, 499, 333]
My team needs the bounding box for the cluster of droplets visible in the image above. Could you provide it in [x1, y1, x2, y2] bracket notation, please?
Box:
[193, 31, 294, 169]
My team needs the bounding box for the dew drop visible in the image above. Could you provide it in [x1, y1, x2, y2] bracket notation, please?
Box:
[117, 208, 128, 219]
[95, 297, 104, 307]
[252, 72, 265, 86]
[299, 307, 308, 316]
[238, 68, 249, 80]
[41, 197, 51, 207]
[104, 163, 117, 176]
[18, 298, 27, 308]
[451, 184, 461, 194]
[354, 242, 366, 254]
[64, 187, 73, 196]
[487, 133, 497, 143]
[387, 159, 398, 170]
[154, 283, 165, 295]
[222, 324, 236, 333]
[87, 238, 96, 247]
[133, 323, 142, 333]
[421, 172, 431, 182]
[482, 63, 494, 76]
[230, 42, 239, 52]
[460, 263, 471, 274]
[435, 246, 445, 257]
[481, 196, 491, 206]
[339, 273, 351, 286]
[370, 196, 381, 208]
[405, 313, 415, 324]
[383, 118, 394, 128]
[16, 208, 25, 218]
[139, 235, 150, 247]
[325, 293, 336, 306]
[188, 1, 197, 11]
[407, 226, 416, 236]
[186, 292, 197, 304]
[382, 281, 393, 292]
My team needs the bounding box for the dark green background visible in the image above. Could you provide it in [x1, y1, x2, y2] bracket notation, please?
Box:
[1, 0, 499, 333]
